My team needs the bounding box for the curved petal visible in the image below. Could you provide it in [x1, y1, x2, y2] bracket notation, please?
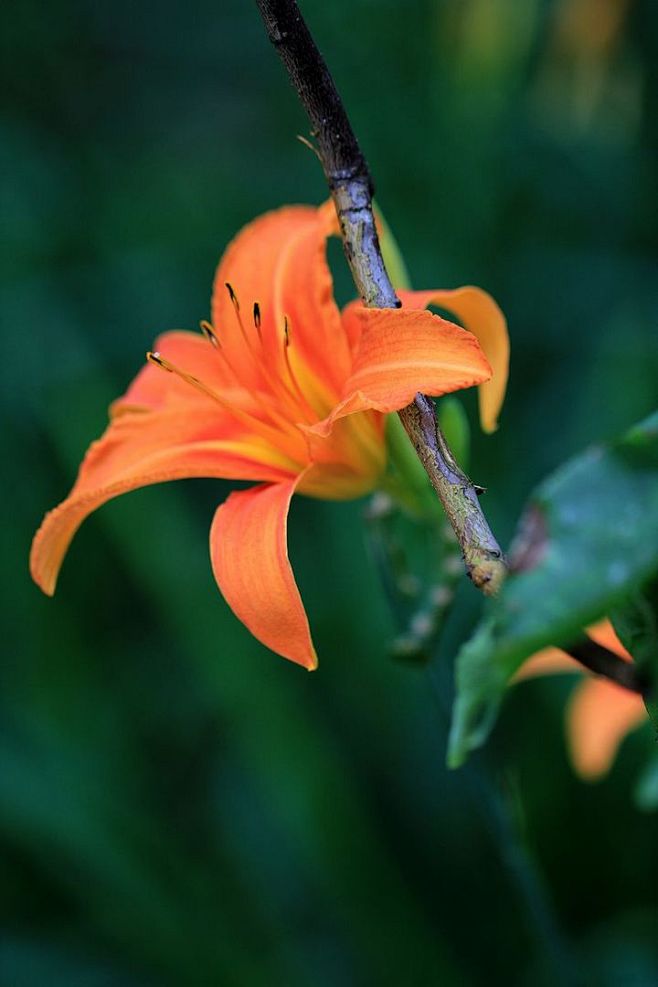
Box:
[395, 287, 509, 433]
[567, 677, 647, 780]
[309, 307, 491, 438]
[114, 331, 240, 414]
[209, 476, 317, 670]
[513, 646, 582, 682]
[516, 619, 633, 684]
[30, 408, 296, 597]
[211, 205, 349, 398]
[586, 618, 632, 662]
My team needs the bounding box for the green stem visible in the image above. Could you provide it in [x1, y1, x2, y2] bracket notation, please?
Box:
[382, 414, 442, 520]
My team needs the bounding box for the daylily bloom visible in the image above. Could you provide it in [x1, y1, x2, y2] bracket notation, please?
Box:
[30, 202, 509, 669]
[516, 620, 647, 780]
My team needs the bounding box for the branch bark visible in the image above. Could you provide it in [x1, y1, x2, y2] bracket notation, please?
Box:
[255, 0, 506, 594]
[565, 639, 647, 696]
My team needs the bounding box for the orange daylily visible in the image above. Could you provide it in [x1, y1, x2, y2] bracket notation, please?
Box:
[516, 620, 647, 780]
[31, 201, 509, 669]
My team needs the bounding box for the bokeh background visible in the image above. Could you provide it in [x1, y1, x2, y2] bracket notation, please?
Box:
[3, 0, 658, 983]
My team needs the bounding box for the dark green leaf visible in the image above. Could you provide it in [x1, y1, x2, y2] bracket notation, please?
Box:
[438, 397, 471, 473]
[449, 411, 658, 768]
[611, 577, 658, 730]
[634, 749, 658, 812]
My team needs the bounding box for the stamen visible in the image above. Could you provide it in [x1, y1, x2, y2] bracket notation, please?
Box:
[147, 351, 172, 370]
[199, 320, 248, 384]
[199, 320, 219, 348]
[221, 287, 300, 425]
[225, 281, 258, 357]
[144, 351, 301, 452]
[200, 320, 306, 434]
[225, 281, 240, 311]
[280, 316, 319, 422]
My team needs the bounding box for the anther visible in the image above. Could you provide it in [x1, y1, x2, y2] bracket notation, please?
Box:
[253, 302, 261, 330]
[145, 349, 284, 444]
[279, 314, 316, 421]
[225, 282, 240, 311]
[147, 351, 173, 371]
[199, 320, 219, 347]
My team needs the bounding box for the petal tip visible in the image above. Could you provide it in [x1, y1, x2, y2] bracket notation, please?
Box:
[30, 523, 59, 597]
[306, 649, 319, 671]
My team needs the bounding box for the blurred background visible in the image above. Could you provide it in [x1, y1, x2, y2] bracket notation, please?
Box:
[3, 0, 658, 983]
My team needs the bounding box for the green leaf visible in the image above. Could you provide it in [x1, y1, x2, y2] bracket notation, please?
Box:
[611, 577, 658, 730]
[365, 491, 463, 665]
[438, 397, 470, 472]
[448, 411, 658, 768]
[375, 203, 412, 291]
[634, 750, 658, 812]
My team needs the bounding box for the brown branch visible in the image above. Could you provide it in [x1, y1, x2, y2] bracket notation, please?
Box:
[565, 639, 648, 695]
[255, 0, 506, 594]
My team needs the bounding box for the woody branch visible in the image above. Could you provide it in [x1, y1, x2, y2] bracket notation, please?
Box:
[254, 0, 506, 594]
[566, 639, 647, 695]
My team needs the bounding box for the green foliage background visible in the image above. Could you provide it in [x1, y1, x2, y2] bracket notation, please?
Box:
[3, 0, 658, 983]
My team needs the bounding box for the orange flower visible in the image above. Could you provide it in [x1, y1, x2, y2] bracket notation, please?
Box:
[516, 620, 647, 780]
[30, 202, 508, 669]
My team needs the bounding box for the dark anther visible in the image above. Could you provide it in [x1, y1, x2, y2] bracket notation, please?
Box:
[147, 351, 171, 371]
[253, 302, 261, 329]
[283, 316, 290, 346]
[199, 321, 219, 348]
[225, 282, 240, 310]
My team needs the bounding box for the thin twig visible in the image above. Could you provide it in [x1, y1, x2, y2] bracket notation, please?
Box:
[254, 0, 506, 594]
[565, 639, 647, 695]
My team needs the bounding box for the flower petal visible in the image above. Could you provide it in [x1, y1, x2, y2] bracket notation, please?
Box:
[586, 618, 632, 662]
[30, 408, 296, 597]
[211, 205, 349, 399]
[310, 306, 491, 438]
[209, 476, 318, 670]
[516, 619, 633, 683]
[513, 646, 582, 682]
[113, 330, 245, 415]
[396, 287, 509, 433]
[567, 677, 646, 780]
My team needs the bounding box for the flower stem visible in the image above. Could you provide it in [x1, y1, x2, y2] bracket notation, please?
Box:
[254, 0, 507, 594]
[566, 639, 648, 695]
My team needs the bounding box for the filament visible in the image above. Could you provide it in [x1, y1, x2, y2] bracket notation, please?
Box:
[146, 351, 295, 448]
[281, 316, 322, 421]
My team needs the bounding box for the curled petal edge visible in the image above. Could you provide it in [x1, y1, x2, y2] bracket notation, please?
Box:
[396, 287, 509, 433]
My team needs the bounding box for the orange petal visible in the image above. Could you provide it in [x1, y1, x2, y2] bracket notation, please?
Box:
[30, 408, 296, 597]
[567, 677, 647, 780]
[211, 206, 349, 398]
[396, 287, 509, 433]
[114, 330, 242, 414]
[516, 618, 633, 683]
[586, 618, 632, 662]
[209, 477, 318, 670]
[310, 306, 491, 437]
[513, 646, 582, 682]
